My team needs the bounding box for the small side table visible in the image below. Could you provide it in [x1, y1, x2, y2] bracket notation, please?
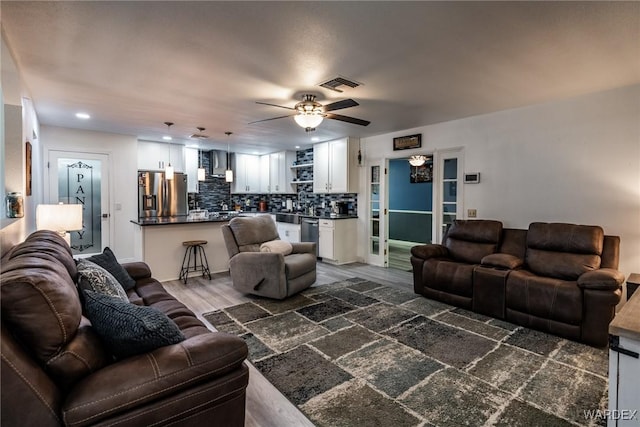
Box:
[627, 273, 640, 300]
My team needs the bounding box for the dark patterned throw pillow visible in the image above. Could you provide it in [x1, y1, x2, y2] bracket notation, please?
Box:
[77, 259, 129, 301]
[82, 290, 185, 359]
[87, 247, 136, 291]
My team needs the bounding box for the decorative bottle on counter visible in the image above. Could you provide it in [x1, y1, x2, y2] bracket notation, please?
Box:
[6, 192, 24, 218]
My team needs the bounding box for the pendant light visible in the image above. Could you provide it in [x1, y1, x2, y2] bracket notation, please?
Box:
[196, 127, 206, 181]
[164, 121, 174, 180]
[225, 131, 234, 183]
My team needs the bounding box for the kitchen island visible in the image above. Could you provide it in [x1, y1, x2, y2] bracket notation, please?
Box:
[131, 215, 242, 282]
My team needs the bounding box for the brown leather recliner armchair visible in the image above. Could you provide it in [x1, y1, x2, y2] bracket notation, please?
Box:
[1, 230, 249, 427]
[222, 215, 317, 299]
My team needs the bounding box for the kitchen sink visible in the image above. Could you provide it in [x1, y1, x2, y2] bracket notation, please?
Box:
[275, 213, 301, 224]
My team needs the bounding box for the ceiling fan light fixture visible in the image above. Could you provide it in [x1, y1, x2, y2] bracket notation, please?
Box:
[294, 112, 324, 129]
[408, 155, 428, 167]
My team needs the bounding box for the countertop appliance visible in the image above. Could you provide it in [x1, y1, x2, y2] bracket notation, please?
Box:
[301, 217, 319, 256]
[138, 170, 188, 218]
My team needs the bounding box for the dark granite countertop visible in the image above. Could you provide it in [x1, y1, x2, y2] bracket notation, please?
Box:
[131, 215, 242, 226]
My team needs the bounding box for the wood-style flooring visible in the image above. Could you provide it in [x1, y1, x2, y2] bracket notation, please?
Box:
[162, 262, 413, 427]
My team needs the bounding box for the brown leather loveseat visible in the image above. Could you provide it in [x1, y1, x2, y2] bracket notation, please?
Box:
[1, 230, 249, 426]
[411, 220, 624, 347]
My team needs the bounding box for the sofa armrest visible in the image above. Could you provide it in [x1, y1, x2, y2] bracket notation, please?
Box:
[577, 268, 625, 291]
[291, 242, 316, 254]
[62, 332, 247, 427]
[121, 262, 152, 281]
[481, 253, 524, 270]
[410, 244, 448, 260]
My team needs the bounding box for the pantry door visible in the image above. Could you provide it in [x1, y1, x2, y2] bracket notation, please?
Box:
[47, 150, 111, 256]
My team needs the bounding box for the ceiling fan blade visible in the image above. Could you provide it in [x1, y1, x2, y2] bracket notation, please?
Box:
[255, 101, 295, 111]
[325, 113, 370, 126]
[324, 98, 359, 112]
[248, 114, 296, 125]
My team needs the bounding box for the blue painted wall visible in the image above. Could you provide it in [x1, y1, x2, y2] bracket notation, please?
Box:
[388, 159, 432, 211]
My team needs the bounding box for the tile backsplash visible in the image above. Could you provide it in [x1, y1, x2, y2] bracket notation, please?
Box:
[188, 148, 358, 215]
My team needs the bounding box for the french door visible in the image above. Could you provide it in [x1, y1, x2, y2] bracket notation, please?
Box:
[367, 162, 386, 267]
[47, 150, 111, 256]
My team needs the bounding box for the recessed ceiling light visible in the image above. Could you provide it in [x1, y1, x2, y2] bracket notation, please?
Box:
[311, 137, 319, 142]
[75, 112, 90, 119]
[252, 151, 260, 155]
[295, 145, 300, 149]
[162, 136, 172, 141]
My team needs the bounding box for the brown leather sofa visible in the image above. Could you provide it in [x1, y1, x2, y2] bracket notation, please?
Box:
[1, 230, 249, 427]
[411, 220, 624, 347]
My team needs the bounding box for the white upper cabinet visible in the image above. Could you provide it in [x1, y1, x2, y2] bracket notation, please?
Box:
[138, 141, 184, 172]
[259, 151, 295, 194]
[313, 137, 359, 193]
[184, 147, 199, 193]
[232, 153, 261, 194]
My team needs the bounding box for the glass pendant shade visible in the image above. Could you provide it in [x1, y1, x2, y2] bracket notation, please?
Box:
[197, 167, 205, 181]
[225, 169, 234, 183]
[408, 155, 428, 167]
[165, 163, 174, 180]
[294, 113, 324, 129]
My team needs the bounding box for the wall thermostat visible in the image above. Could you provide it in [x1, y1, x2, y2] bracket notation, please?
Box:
[464, 173, 480, 184]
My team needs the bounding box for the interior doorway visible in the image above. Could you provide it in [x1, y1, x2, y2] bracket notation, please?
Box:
[47, 150, 111, 256]
[387, 157, 433, 270]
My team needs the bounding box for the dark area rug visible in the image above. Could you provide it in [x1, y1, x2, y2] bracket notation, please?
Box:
[203, 279, 608, 427]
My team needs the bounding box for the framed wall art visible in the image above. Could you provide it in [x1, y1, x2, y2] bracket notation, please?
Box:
[25, 141, 32, 196]
[393, 134, 422, 151]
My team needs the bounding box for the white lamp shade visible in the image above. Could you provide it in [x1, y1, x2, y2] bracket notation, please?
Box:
[225, 169, 234, 183]
[165, 164, 174, 180]
[294, 113, 324, 129]
[36, 204, 83, 232]
[197, 167, 206, 181]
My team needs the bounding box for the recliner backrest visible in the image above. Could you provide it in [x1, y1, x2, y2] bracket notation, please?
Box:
[226, 215, 280, 253]
[525, 222, 604, 280]
[444, 220, 503, 264]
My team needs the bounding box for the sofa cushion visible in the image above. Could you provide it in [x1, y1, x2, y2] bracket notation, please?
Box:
[423, 258, 474, 298]
[87, 247, 136, 290]
[82, 290, 185, 359]
[444, 220, 502, 264]
[506, 269, 582, 326]
[0, 233, 82, 365]
[229, 215, 279, 252]
[526, 223, 604, 280]
[77, 259, 129, 301]
[260, 240, 293, 255]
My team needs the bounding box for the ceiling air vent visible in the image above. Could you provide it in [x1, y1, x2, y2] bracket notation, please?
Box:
[318, 76, 362, 93]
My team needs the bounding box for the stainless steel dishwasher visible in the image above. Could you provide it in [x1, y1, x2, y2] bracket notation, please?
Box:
[301, 218, 319, 256]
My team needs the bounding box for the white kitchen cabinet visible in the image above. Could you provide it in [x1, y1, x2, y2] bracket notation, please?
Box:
[232, 153, 261, 194]
[138, 141, 184, 172]
[260, 151, 295, 194]
[608, 290, 640, 427]
[313, 137, 359, 193]
[184, 147, 199, 193]
[318, 218, 357, 264]
[259, 155, 270, 193]
[277, 222, 301, 243]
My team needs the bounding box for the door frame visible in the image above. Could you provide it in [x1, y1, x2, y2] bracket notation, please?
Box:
[46, 149, 113, 256]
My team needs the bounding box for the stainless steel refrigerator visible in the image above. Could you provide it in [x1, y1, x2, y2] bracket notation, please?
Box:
[138, 170, 188, 218]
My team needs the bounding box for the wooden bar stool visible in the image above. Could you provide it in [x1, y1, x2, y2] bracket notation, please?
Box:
[179, 240, 211, 284]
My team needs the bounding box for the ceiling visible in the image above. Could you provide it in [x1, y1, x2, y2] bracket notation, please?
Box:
[2, 1, 639, 154]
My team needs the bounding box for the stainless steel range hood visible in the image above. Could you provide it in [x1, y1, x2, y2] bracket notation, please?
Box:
[209, 150, 233, 177]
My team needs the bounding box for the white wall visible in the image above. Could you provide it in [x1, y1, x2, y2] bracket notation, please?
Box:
[361, 84, 640, 278]
[40, 126, 138, 261]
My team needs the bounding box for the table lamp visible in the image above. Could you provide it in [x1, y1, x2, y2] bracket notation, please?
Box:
[36, 203, 83, 245]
